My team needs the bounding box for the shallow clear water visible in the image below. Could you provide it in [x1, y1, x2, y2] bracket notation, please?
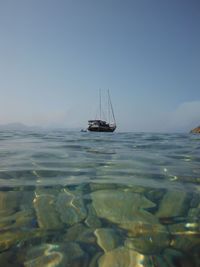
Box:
[0, 130, 200, 266]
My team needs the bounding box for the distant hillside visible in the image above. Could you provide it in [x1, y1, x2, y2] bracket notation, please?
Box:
[0, 123, 78, 131]
[0, 123, 39, 131]
[190, 126, 200, 134]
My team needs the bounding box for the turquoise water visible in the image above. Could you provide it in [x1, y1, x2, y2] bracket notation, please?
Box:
[0, 130, 200, 266]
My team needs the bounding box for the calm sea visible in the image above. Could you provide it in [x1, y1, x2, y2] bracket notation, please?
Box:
[0, 130, 200, 266]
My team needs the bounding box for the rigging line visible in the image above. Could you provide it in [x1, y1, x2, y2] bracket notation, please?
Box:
[108, 89, 116, 124]
[99, 88, 101, 120]
[108, 89, 110, 124]
[102, 110, 106, 121]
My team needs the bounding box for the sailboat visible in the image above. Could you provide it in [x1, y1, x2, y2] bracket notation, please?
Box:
[87, 89, 116, 132]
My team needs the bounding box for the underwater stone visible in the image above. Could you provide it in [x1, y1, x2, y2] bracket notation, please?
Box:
[98, 246, 149, 267]
[156, 190, 189, 219]
[64, 242, 89, 267]
[147, 255, 169, 267]
[90, 183, 117, 192]
[88, 252, 102, 267]
[0, 191, 34, 229]
[91, 189, 156, 225]
[145, 189, 165, 202]
[76, 228, 96, 245]
[0, 251, 21, 267]
[24, 242, 88, 267]
[123, 221, 168, 238]
[188, 207, 200, 219]
[163, 248, 195, 267]
[85, 204, 102, 228]
[33, 194, 63, 229]
[64, 223, 88, 242]
[0, 229, 46, 252]
[124, 229, 170, 255]
[94, 228, 121, 252]
[24, 243, 62, 267]
[35, 188, 60, 195]
[0, 191, 21, 212]
[24, 248, 63, 267]
[20, 191, 34, 210]
[14, 210, 34, 228]
[0, 212, 14, 228]
[168, 223, 200, 252]
[90, 189, 171, 256]
[64, 223, 96, 245]
[0, 210, 34, 230]
[70, 183, 88, 193]
[123, 221, 170, 255]
[190, 193, 200, 208]
[126, 184, 148, 193]
[56, 189, 87, 225]
[188, 199, 200, 220]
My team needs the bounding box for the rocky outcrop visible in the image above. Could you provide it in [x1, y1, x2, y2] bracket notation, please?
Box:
[190, 126, 200, 133]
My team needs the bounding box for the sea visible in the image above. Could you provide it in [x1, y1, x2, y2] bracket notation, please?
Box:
[0, 130, 200, 267]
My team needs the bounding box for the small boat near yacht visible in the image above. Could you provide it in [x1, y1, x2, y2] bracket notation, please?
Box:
[87, 89, 116, 132]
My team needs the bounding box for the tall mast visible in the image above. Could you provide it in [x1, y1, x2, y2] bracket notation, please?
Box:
[99, 88, 101, 120]
[108, 89, 110, 123]
[108, 89, 116, 124]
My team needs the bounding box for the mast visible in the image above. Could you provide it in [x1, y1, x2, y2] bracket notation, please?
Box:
[108, 89, 110, 123]
[99, 88, 101, 120]
[108, 89, 116, 124]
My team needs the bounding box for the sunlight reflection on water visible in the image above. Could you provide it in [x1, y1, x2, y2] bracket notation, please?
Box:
[0, 130, 199, 266]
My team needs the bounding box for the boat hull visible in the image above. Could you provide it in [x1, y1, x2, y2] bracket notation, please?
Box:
[88, 126, 116, 132]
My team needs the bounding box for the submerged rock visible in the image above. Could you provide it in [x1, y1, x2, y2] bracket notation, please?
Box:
[88, 252, 102, 267]
[64, 223, 88, 242]
[24, 244, 63, 267]
[124, 221, 168, 237]
[56, 189, 87, 225]
[0, 209, 34, 230]
[163, 248, 195, 267]
[91, 189, 156, 226]
[145, 189, 165, 202]
[64, 223, 96, 245]
[91, 189, 162, 233]
[0, 229, 46, 252]
[169, 222, 200, 252]
[156, 190, 189, 219]
[20, 191, 34, 210]
[0, 191, 21, 214]
[188, 196, 200, 220]
[124, 221, 169, 254]
[0, 190, 35, 231]
[33, 194, 63, 229]
[91, 189, 170, 255]
[85, 204, 102, 228]
[24, 242, 88, 267]
[90, 183, 117, 192]
[94, 228, 121, 252]
[97, 246, 150, 267]
[190, 193, 200, 208]
[188, 207, 200, 219]
[0, 251, 21, 267]
[125, 232, 169, 255]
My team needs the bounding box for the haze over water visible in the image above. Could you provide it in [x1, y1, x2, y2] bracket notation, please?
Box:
[0, 1, 200, 132]
[0, 130, 200, 266]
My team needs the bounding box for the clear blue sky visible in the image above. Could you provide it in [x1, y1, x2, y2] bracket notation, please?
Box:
[0, 0, 199, 132]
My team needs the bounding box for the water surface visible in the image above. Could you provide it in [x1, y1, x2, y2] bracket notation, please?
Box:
[0, 130, 199, 266]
